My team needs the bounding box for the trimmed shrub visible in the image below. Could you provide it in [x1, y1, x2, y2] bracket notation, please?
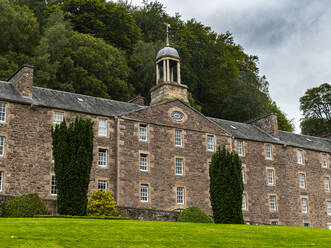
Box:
[177, 206, 213, 223]
[87, 190, 120, 217]
[2, 194, 48, 217]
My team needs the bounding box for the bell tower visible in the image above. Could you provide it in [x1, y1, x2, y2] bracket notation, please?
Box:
[150, 24, 189, 105]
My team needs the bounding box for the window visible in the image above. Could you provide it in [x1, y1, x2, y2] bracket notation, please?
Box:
[304, 223, 309, 228]
[267, 169, 274, 185]
[325, 178, 330, 192]
[53, 111, 64, 125]
[98, 180, 107, 191]
[98, 119, 107, 136]
[328, 201, 331, 215]
[242, 194, 247, 210]
[265, 144, 272, 159]
[269, 195, 277, 211]
[98, 149, 107, 167]
[51, 175, 57, 195]
[302, 198, 308, 213]
[177, 187, 184, 204]
[241, 167, 245, 183]
[207, 135, 215, 151]
[0, 136, 4, 156]
[297, 150, 303, 164]
[140, 154, 148, 171]
[139, 124, 147, 141]
[0, 103, 6, 122]
[175, 130, 182, 147]
[176, 158, 183, 175]
[299, 173, 306, 189]
[322, 154, 328, 168]
[140, 184, 148, 202]
[271, 221, 278, 225]
[237, 140, 243, 156]
[0, 171, 3, 192]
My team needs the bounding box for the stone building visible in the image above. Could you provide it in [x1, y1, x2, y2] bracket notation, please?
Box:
[0, 45, 330, 228]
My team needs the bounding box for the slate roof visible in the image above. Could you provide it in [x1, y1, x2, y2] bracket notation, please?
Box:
[0, 81, 145, 117]
[208, 117, 331, 153]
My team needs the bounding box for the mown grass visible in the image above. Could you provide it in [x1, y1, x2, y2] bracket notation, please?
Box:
[0, 218, 330, 247]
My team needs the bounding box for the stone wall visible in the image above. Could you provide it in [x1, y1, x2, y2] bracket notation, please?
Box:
[118, 206, 180, 221]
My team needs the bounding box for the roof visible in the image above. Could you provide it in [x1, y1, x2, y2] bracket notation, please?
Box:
[156, 46, 179, 60]
[208, 117, 330, 153]
[0, 81, 145, 117]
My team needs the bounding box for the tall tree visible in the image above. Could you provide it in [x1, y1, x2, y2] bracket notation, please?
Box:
[34, 11, 133, 100]
[52, 117, 94, 216]
[300, 83, 331, 136]
[209, 146, 244, 224]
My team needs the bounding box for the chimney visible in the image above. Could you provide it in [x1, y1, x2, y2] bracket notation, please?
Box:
[128, 96, 145, 106]
[248, 113, 279, 138]
[8, 64, 34, 98]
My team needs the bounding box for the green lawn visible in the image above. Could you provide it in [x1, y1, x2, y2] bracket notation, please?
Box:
[0, 218, 330, 247]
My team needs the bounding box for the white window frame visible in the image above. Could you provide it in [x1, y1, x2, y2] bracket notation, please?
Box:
[207, 135, 215, 151]
[241, 167, 245, 184]
[98, 149, 107, 167]
[0, 171, 3, 192]
[0, 136, 4, 157]
[267, 169, 274, 185]
[301, 198, 308, 213]
[265, 144, 272, 159]
[0, 103, 6, 123]
[299, 173, 306, 189]
[175, 130, 182, 147]
[51, 175, 57, 195]
[269, 195, 277, 211]
[139, 124, 147, 141]
[237, 140, 243, 156]
[140, 154, 148, 171]
[175, 158, 184, 175]
[325, 177, 330, 192]
[53, 111, 64, 125]
[328, 201, 331, 216]
[98, 119, 107, 137]
[297, 150, 303, 164]
[322, 154, 328, 168]
[98, 180, 107, 191]
[140, 184, 148, 202]
[242, 194, 247, 210]
[176, 187, 184, 205]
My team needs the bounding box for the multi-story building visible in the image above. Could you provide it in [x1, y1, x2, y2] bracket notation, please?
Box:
[0, 45, 330, 228]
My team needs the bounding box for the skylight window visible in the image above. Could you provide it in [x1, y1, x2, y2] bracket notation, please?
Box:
[306, 138, 312, 142]
[230, 125, 237, 129]
[77, 98, 84, 102]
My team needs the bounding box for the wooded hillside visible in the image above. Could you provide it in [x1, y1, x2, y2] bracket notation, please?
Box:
[0, 0, 294, 131]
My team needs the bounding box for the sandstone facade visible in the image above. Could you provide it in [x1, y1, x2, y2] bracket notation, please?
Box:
[0, 64, 330, 229]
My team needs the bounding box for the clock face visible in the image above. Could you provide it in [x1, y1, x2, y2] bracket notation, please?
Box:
[171, 111, 184, 121]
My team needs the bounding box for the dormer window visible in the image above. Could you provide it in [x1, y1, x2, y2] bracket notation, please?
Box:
[0, 103, 6, 122]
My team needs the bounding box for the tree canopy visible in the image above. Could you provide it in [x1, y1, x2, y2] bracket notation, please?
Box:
[300, 83, 331, 136]
[0, 0, 294, 131]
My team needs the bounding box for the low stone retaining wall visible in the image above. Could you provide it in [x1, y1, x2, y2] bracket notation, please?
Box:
[118, 206, 180, 221]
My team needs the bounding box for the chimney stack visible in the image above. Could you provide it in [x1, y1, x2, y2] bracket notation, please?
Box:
[248, 113, 279, 138]
[8, 64, 34, 98]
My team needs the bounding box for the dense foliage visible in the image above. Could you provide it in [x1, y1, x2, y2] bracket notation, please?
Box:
[52, 117, 94, 216]
[177, 206, 213, 223]
[0, 0, 294, 131]
[87, 190, 120, 217]
[209, 146, 244, 224]
[2, 193, 48, 217]
[300, 83, 331, 136]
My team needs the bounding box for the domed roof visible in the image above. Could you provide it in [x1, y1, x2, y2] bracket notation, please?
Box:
[156, 46, 179, 60]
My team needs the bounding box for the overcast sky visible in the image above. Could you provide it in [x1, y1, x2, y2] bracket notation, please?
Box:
[128, 0, 331, 132]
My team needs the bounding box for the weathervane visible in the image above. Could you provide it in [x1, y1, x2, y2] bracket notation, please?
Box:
[165, 23, 171, 46]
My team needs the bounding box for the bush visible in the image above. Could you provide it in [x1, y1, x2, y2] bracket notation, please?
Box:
[2, 194, 48, 217]
[87, 190, 120, 217]
[177, 206, 213, 223]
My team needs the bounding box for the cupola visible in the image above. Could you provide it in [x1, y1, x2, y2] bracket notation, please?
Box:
[150, 24, 189, 105]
